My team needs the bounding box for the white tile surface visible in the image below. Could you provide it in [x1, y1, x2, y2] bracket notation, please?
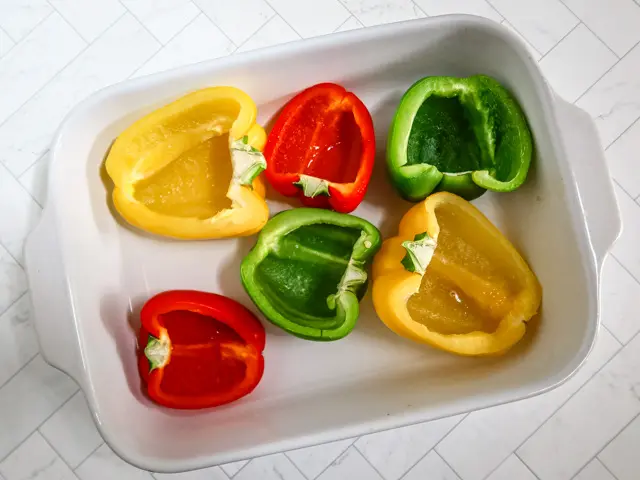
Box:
[76, 444, 153, 480]
[39, 392, 102, 469]
[316, 447, 383, 480]
[121, 0, 200, 44]
[236, 15, 300, 53]
[539, 24, 617, 103]
[0, 14, 159, 176]
[267, 0, 350, 38]
[599, 414, 640, 480]
[340, 0, 426, 26]
[577, 42, 640, 147]
[402, 451, 461, 480]
[436, 327, 621, 480]
[234, 454, 305, 480]
[611, 184, 640, 280]
[574, 459, 616, 480]
[49, 0, 125, 42]
[219, 460, 248, 477]
[0, 13, 85, 126]
[0, 246, 28, 321]
[356, 415, 464, 480]
[486, 455, 536, 480]
[0, 0, 53, 43]
[0, 432, 78, 480]
[134, 14, 234, 77]
[563, 0, 640, 57]
[0, 2, 638, 479]
[0, 163, 41, 262]
[606, 118, 640, 198]
[286, 438, 354, 479]
[600, 255, 640, 344]
[415, 0, 503, 22]
[0, 29, 15, 58]
[195, 0, 274, 45]
[487, 0, 578, 54]
[0, 295, 38, 388]
[152, 465, 228, 480]
[0, 356, 77, 460]
[517, 331, 640, 480]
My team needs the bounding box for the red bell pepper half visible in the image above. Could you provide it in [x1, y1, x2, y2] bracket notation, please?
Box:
[138, 290, 265, 410]
[264, 83, 375, 213]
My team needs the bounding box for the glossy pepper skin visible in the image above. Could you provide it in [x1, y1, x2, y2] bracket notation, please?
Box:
[372, 192, 541, 356]
[106, 86, 269, 239]
[387, 75, 533, 201]
[241, 208, 381, 341]
[264, 83, 376, 213]
[138, 290, 265, 409]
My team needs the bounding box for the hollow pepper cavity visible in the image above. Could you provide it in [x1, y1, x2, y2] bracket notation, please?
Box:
[387, 75, 533, 201]
[241, 208, 381, 340]
[264, 83, 376, 213]
[106, 86, 269, 239]
[372, 192, 541, 356]
[138, 290, 265, 409]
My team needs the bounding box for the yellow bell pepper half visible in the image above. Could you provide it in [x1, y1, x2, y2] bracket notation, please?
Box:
[105, 86, 269, 239]
[372, 192, 541, 356]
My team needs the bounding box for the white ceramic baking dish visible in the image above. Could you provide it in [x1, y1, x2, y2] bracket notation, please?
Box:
[25, 14, 621, 473]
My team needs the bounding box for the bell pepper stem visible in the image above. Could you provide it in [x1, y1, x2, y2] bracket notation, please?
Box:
[145, 334, 170, 372]
[401, 232, 437, 275]
[230, 136, 267, 187]
[294, 174, 330, 198]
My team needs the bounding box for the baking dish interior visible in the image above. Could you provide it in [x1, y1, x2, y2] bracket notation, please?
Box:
[50, 16, 596, 471]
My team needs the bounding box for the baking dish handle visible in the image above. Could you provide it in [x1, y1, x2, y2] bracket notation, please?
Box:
[24, 205, 85, 389]
[554, 98, 622, 267]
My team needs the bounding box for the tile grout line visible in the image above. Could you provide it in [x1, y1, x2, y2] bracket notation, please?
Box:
[558, 0, 621, 59]
[46, 0, 94, 45]
[262, 0, 309, 39]
[572, 36, 640, 107]
[300, 437, 358, 480]
[0, 9, 95, 136]
[230, 11, 278, 54]
[0, 23, 17, 44]
[116, 0, 169, 46]
[508, 328, 640, 473]
[514, 451, 542, 480]
[17, 149, 50, 209]
[38, 425, 79, 476]
[0, 359, 80, 464]
[351, 446, 387, 479]
[537, 21, 581, 63]
[0, 290, 28, 322]
[382, 412, 468, 480]
[72, 441, 105, 474]
[594, 457, 621, 480]
[0, 25, 16, 57]
[333, 14, 358, 33]
[283, 451, 314, 480]
[441, 325, 625, 480]
[126, 12, 203, 79]
[186, 5, 238, 49]
[2, 7, 55, 46]
[433, 449, 465, 480]
[497, 18, 544, 58]
[610, 251, 640, 294]
[412, 1, 429, 18]
[603, 114, 640, 158]
[591, 410, 640, 476]
[0, 352, 37, 391]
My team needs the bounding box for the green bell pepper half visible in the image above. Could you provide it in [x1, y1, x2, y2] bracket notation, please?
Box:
[387, 75, 533, 201]
[240, 208, 381, 341]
